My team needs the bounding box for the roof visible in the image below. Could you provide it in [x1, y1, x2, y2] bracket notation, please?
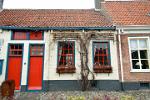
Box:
[0, 9, 113, 29]
[102, 0, 150, 26]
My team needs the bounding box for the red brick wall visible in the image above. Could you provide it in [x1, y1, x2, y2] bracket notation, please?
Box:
[120, 34, 150, 82]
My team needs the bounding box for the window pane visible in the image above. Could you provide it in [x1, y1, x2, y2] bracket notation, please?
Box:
[30, 45, 43, 56]
[94, 56, 98, 64]
[103, 43, 108, 49]
[104, 56, 108, 65]
[30, 31, 43, 40]
[13, 32, 27, 40]
[9, 44, 23, 56]
[58, 41, 74, 66]
[93, 42, 110, 66]
[132, 60, 140, 69]
[0, 39, 2, 46]
[139, 39, 147, 49]
[130, 40, 138, 50]
[0, 60, 3, 75]
[140, 50, 148, 59]
[131, 50, 138, 59]
[141, 60, 149, 69]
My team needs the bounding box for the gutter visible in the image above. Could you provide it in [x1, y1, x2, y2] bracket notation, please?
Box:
[116, 25, 150, 30]
[0, 26, 115, 31]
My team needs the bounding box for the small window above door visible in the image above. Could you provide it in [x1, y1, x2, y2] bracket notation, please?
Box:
[12, 31, 43, 40]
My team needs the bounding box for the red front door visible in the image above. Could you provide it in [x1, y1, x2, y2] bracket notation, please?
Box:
[7, 44, 23, 90]
[28, 45, 44, 90]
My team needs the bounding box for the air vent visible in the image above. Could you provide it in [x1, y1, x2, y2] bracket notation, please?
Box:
[140, 83, 149, 89]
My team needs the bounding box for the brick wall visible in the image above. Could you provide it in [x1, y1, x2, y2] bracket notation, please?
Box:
[120, 34, 150, 82]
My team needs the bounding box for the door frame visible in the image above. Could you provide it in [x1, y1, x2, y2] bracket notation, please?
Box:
[5, 43, 24, 91]
[26, 43, 45, 91]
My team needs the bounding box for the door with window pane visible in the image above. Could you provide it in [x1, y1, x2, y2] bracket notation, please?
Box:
[7, 44, 23, 90]
[28, 45, 44, 90]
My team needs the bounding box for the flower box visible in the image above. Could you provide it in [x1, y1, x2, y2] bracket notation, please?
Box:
[93, 65, 112, 73]
[56, 65, 76, 73]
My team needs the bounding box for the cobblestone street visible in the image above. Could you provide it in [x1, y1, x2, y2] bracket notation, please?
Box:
[1, 90, 150, 100]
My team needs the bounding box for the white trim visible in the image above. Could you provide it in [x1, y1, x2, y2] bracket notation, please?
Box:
[130, 69, 150, 73]
[8, 41, 45, 44]
[116, 26, 150, 34]
[128, 36, 150, 72]
[116, 25, 150, 29]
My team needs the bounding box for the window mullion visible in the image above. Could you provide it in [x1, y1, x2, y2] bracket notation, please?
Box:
[138, 40, 142, 69]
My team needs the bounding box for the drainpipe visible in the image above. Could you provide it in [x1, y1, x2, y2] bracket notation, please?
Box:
[118, 29, 124, 90]
[0, 0, 3, 9]
[94, 0, 104, 11]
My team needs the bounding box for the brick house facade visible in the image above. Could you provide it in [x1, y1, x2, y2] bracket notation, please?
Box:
[102, 0, 150, 90]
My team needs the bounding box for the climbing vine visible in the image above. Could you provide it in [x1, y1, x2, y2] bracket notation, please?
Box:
[52, 30, 114, 91]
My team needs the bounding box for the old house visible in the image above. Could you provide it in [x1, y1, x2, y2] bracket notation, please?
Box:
[0, 0, 120, 91]
[101, 0, 150, 90]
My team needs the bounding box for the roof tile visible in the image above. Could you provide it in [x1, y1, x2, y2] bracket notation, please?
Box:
[102, 0, 150, 26]
[0, 9, 112, 28]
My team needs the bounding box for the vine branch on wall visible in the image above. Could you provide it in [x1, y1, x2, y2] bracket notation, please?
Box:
[52, 30, 114, 91]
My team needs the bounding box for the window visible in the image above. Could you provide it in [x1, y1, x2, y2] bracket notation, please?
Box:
[9, 44, 23, 56]
[93, 42, 112, 73]
[30, 31, 43, 40]
[129, 38, 150, 70]
[0, 60, 3, 75]
[57, 41, 75, 73]
[30, 45, 44, 56]
[12, 31, 43, 40]
[13, 32, 27, 40]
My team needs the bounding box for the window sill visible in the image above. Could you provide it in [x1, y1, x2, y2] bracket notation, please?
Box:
[56, 65, 76, 74]
[130, 69, 150, 73]
[93, 65, 112, 73]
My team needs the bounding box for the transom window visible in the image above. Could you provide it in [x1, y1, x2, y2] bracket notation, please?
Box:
[58, 41, 75, 67]
[93, 42, 110, 66]
[129, 38, 150, 70]
[9, 44, 23, 56]
[12, 31, 43, 40]
[13, 32, 27, 40]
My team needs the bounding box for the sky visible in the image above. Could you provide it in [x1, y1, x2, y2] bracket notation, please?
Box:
[3, 0, 95, 9]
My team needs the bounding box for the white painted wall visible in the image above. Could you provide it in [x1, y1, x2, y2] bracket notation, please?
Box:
[46, 31, 119, 80]
[0, 30, 119, 86]
[0, 30, 11, 84]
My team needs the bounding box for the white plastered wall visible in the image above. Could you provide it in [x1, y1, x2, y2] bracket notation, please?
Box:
[0, 30, 11, 84]
[45, 31, 119, 80]
[0, 30, 119, 85]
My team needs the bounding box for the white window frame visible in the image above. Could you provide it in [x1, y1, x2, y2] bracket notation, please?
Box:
[128, 37, 150, 72]
[0, 39, 3, 52]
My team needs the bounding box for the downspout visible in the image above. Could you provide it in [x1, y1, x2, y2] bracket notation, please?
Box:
[0, 0, 3, 9]
[118, 29, 124, 90]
